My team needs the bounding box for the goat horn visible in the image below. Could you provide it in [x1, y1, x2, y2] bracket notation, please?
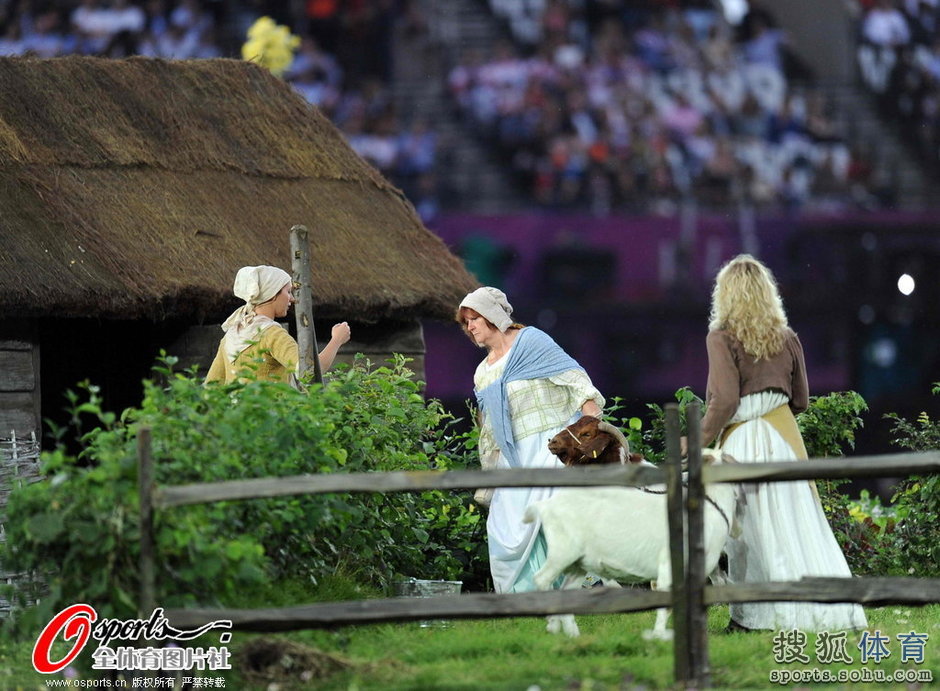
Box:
[596, 420, 630, 454]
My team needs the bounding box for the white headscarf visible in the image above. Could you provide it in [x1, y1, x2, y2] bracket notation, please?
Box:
[221, 265, 292, 362]
[459, 286, 514, 332]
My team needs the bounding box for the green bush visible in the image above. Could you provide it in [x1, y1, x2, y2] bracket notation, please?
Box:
[0, 354, 487, 636]
[608, 387, 704, 464]
[876, 384, 940, 577]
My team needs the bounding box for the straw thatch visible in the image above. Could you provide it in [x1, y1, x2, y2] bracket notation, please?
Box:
[0, 56, 476, 322]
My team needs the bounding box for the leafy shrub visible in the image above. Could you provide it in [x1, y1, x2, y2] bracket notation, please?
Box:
[1, 354, 487, 636]
[877, 384, 940, 577]
[608, 387, 704, 464]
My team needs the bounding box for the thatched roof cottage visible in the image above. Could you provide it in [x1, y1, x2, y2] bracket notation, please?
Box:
[0, 56, 476, 438]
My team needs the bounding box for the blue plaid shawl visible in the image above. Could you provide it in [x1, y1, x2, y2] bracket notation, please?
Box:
[475, 327, 583, 468]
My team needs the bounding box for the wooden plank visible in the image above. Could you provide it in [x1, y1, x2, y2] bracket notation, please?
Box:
[684, 403, 709, 686]
[31, 341, 40, 429]
[0, 319, 36, 349]
[290, 224, 322, 385]
[162, 577, 940, 632]
[164, 587, 672, 631]
[0, 350, 35, 391]
[160, 576, 940, 634]
[138, 428, 156, 619]
[0, 339, 32, 351]
[0, 392, 38, 435]
[155, 464, 667, 509]
[704, 577, 940, 606]
[703, 452, 940, 484]
[154, 452, 940, 510]
[153, 450, 940, 511]
[665, 405, 689, 683]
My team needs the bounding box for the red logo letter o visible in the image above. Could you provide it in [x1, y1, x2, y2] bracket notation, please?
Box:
[32, 604, 97, 674]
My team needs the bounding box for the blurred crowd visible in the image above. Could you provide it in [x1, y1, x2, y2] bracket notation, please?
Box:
[855, 0, 940, 172]
[0, 0, 438, 218]
[0, 0, 227, 59]
[0, 0, 913, 217]
[449, 0, 887, 214]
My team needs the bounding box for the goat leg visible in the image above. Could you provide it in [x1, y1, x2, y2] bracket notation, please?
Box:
[642, 559, 675, 641]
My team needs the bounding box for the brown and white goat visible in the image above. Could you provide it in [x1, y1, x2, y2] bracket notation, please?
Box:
[547, 416, 645, 466]
[523, 449, 739, 639]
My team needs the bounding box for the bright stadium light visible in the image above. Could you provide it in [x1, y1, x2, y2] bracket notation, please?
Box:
[718, 0, 749, 24]
[897, 273, 915, 296]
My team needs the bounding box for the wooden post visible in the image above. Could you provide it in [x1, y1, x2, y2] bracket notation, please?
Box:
[665, 404, 689, 683]
[685, 402, 710, 686]
[290, 225, 323, 385]
[138, 427, 155, 618]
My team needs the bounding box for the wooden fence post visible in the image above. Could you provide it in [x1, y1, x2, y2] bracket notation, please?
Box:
[138, 427, 155, 618]
[665, 404, 689, 683]
[290, 224, 323, 385]
[685, 402, 710, 686]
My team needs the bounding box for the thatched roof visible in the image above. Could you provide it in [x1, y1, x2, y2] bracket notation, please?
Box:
[0, 56, 476, 323]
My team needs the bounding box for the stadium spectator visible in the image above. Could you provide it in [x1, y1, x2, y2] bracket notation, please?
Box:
[856, 0, 940, 174]
[448, 1, 871, 213]
[862, 0, 911, 47]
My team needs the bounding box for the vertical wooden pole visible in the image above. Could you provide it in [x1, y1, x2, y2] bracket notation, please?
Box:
[290, 225, 323, 385]
[138, 427, 155, 618]
[685, 402, 711, 686]
[665, 404, 689, 683]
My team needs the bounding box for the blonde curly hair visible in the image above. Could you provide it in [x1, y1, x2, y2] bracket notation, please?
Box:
[708, 254, 789, 360]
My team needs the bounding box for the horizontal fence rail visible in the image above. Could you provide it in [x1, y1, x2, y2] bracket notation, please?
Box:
[153, 452, 940, 509]
[166, 587, 673, 630]
[164, 577, 940, 631]
[704, 451, 940, 484]
[706, 577, 940, 607]
[154, 464, 667, 509]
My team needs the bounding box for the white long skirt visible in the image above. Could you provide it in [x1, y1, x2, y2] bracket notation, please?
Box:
[487, 425, 569, 593]
[722, 392, 868, 631]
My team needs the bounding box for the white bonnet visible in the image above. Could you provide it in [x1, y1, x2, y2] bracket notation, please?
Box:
[233, 265, 292, 306]
[459, 286, 514, 332]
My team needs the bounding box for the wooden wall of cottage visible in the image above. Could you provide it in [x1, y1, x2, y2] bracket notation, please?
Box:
[0, 321, 42, 618]
[0, 320, 41, 438]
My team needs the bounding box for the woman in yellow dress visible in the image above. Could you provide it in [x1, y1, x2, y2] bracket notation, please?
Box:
[205, 265, 350, 384]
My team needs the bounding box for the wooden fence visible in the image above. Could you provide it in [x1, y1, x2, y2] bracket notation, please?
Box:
[146, 404, 940, 687]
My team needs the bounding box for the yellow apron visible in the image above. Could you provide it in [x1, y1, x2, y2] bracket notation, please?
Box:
[719, 403, 820, 503]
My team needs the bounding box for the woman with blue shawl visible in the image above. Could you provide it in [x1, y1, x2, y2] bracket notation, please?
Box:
[456, 287, 605, 593]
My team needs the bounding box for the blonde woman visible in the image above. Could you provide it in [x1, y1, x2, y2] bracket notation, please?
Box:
[205, 265, 350, 384]
[456, 286, 604, 594]
[690, 254, 867, 632]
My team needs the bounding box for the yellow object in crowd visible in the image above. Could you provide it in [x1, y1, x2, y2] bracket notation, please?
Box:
[242, 16, 300, 78]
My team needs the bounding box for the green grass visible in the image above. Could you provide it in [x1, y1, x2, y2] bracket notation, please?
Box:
[5, 602, 938, 690]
